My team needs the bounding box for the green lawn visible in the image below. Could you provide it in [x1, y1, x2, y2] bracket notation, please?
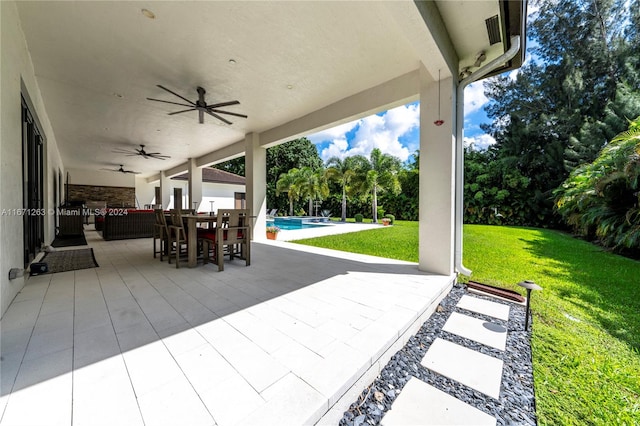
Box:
[294, 221, 640, 425]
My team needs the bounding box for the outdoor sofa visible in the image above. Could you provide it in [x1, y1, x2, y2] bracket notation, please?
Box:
[97, 209, 155, 240]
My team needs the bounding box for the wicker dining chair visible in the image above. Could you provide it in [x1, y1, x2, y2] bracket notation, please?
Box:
[203, 209, 250, 271]
[153, 209, 169, 261]
[168, 209, 189, 268]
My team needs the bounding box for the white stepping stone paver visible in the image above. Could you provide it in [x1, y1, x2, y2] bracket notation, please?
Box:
[442, 312, 508, 351]
[381, 377, 496, 426]
[457, 295, 510, 321]
[421, 338, 503, 399]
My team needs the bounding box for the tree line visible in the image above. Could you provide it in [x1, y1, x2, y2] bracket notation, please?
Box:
[213, 138, 418, 222]
[465, 0, 640, 254]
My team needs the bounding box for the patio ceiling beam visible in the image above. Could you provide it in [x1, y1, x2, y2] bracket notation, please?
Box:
[146, 174, 160, 184]
[384, 1, 457, 81]
[146, 162, 190, 184]
[163, 162, 189, 179]
[259, 70, 420, 148]
[195, 140, 246, 168]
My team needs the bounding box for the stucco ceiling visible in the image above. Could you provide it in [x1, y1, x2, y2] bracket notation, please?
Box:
[16, 1, 511, 178]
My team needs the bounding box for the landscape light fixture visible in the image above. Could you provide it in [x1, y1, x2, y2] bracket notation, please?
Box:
[518, 280, 542, 331]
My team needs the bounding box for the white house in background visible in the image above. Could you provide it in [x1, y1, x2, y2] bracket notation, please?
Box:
[1, 1, 526, 315]
[135, 168, 246, 211]
[168, 168, 246, 212]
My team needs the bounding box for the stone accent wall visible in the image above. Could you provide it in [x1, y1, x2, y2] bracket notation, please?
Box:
[67, 184, 135, 207]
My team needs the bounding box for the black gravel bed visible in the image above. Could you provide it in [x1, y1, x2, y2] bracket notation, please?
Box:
[338, 283, 537, 426]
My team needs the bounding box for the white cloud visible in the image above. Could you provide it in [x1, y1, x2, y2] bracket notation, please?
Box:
[307, 119, 360, 144]
[464, 134, 496, 150]
[313, 103, 419, 162]
[464, 81, 488, 115]
[318, 137, 349, 160]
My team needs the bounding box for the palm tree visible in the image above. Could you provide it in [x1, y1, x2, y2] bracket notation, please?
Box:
[325, 156, 358, 222]
[351, 148, 402, 223]
[295, 167, 329, 216]
[276, 168, 301, 216]
[555, 116, 640, 250]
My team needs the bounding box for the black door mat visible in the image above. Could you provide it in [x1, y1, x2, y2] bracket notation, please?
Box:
[40, 248, 98, 274]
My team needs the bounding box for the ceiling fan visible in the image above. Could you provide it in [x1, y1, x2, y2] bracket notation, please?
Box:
[112, 144, 170, 160]
[101, 165, 140, 174]
[147, 85, 247, 125]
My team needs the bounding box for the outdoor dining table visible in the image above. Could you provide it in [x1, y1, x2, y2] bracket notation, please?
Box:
[182, 214, 218, 267]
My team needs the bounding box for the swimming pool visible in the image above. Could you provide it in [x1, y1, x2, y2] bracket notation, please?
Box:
[267, 217, 334, 231]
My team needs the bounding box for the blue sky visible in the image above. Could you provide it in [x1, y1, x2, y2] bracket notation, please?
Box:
[309, 5, 539, 163]
[307, 81, 497, 163]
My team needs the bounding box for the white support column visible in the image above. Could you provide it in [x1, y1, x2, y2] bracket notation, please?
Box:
[418, 66, 456, 275]
[159, 171, 170, 209]
[187, 158, 203, 211]
[245, 132, 267, 241]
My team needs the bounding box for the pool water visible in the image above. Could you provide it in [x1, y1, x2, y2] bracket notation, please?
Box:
[267, 217, 333, 230]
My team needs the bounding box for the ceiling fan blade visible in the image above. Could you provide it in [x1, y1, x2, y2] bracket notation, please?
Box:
[112, 148, 137, 154]
[144, 152, 170, 158]
[209, 109, 248, 118]
[207, 100, 240, 109]
[199, 110, 204, 124]
[206, 110, 232, 125]
[156, 85, 196, 106]
[168, 108, 197, 115]
[149, 155, 169, 160]
[147, 98, 194, 108]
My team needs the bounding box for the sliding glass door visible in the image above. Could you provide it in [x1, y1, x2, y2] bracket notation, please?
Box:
[22, 96, 44, 266]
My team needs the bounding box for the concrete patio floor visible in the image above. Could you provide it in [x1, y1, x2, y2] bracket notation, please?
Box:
[0, 230, 453, 426]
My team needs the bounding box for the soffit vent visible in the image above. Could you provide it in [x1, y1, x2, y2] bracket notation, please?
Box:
[485, 15, 501, 45]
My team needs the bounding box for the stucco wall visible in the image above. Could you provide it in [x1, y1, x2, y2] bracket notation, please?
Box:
[135, 176, 156, 208]
[68, 168, 134, 188]
[1, 1, 65, 316]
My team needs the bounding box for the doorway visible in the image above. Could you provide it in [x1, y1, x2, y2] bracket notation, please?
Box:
[234, 192, 246, 209]
[22, 96, 45, 266]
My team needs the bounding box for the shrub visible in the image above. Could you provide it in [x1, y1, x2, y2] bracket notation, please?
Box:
[384, 214, 395, 224]
[555, 116, 640, 252]
[354, 213, 364, 223]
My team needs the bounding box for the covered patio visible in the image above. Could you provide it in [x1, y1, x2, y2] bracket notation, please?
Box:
[1, 231, 452, 425]
[1, 1, 526, 424]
